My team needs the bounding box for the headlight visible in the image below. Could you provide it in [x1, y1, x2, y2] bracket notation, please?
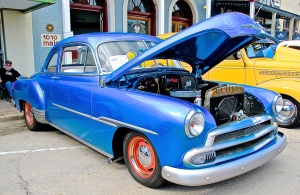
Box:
[273, 95, 283, 114]
[185, 110, 205, 138]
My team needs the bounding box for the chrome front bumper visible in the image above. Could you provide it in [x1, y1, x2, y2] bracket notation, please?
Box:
[161, 132, 287, 186]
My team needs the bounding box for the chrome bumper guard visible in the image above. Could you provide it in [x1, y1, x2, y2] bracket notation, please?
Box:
[161, 132, 287, 186]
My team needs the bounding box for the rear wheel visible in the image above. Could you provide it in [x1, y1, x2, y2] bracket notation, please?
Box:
[23, 102, 42, 131]
[123, 132, 166, 188]
[276, 95, 300, 128]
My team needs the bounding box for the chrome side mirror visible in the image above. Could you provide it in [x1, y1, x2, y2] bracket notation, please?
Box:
[233, 51, 242, 60]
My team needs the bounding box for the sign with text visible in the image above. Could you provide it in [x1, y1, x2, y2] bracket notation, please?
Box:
[41, 34, 61, 47]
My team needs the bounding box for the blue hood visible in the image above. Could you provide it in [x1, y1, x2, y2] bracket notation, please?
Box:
[105, 12, 278, 83]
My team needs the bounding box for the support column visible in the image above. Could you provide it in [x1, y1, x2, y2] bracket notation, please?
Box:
[271, 13, 276, 37]
[289, 18, 295, 40]
[62, 0, 72, 38]
[249, 0, 255, 19]
[206, 0, 211, 19]
[158, 0, 165, 35]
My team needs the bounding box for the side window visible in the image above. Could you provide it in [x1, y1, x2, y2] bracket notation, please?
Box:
[46, 52, 58, 72]
[60, 46, 97, 73]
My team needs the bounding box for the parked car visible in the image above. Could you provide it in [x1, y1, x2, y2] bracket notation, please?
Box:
[201, 37, 300, 128]
[12, 12, 286, 188]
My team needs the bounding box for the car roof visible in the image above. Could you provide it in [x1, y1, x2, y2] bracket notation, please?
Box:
[52, 32, 162, 50]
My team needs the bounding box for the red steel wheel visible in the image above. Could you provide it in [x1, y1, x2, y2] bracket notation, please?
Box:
[23, 101, 41, 131]
[128, 135, 156, 178]
[24, 102, 34, 127]
[123, 132, 166, 188]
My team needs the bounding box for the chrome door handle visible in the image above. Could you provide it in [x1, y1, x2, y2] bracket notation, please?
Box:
[51, 76, 60, 80]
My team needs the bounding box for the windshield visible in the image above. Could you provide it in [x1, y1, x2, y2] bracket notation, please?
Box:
[97, 41, 183, 73]
[245, 42, 277, 59]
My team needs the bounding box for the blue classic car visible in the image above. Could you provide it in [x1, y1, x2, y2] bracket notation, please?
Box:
[12, 12, 287, 188]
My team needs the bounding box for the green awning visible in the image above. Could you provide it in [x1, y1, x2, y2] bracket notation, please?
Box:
[0, 0, 56, 13]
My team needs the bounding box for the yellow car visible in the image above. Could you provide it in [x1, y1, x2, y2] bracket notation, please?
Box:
[158, 33, 300, 128]
[203, 41, 300, 128]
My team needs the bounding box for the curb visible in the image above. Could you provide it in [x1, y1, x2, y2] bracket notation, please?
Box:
[0, 114, 24, 122]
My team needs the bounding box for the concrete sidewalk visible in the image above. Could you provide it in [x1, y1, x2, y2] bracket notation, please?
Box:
[0, 99, 24, 122]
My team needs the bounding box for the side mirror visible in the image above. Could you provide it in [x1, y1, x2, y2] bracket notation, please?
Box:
[233, 51, 242, 60]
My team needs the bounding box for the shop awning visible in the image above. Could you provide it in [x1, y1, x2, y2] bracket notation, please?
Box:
[0, 0, 56, 13]
[216, 0, 300, 20]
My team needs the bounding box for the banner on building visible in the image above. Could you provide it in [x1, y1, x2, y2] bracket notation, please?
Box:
[275, 31, 287, 41]
[292, 34, 300, 40]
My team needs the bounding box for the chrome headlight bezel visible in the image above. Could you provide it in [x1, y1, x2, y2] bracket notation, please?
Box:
[273, 95, 283, 114]
[185, 110, 205, 138]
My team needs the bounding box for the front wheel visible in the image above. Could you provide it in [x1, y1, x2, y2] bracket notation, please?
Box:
[123, 132, 166, 188]
[23, 102, 42, 131]
[276, 95, 300, 128]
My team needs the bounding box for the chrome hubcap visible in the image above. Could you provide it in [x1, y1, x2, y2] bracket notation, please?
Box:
[138, 146, 152, 167]
[276, 99, 296, 123]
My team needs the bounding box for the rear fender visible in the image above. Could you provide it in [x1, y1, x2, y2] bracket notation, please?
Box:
[13, 80, 46, 112]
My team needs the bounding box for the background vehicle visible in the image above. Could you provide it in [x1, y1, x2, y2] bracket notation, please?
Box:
[203, 41, 300, 128]
[12, 13, 286, 188]
[277, 40, 300, 50]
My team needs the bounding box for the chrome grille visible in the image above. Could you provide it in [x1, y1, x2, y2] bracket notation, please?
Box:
[214, 120, 271, 143]
[216, 131, 274, 156]
[206, 151, 216, 163]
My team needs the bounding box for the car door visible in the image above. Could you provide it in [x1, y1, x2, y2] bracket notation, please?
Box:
[46, 44, 99, 141]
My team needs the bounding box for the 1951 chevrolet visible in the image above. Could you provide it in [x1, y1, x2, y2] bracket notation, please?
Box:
[12, 12, 286, 188]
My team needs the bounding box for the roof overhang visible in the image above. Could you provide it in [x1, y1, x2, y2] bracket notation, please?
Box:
[216, 0, 300, 20]
[0, 0, 56, 14]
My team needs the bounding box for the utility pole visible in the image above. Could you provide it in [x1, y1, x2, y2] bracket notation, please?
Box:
[249, 0, 256, 19]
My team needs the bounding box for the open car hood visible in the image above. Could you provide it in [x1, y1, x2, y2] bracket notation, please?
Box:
[105, 12, 278, 83]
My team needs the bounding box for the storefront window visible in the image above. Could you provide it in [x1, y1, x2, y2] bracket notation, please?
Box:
[172, 0, 192, 32]
[127, 0, 155, 35]
[70, 0, 107, 33]
[128, 17, 150, 34]
[70, 0, 104, 6]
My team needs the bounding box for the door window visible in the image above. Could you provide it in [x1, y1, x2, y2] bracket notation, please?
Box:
[60, 45, 97, 73]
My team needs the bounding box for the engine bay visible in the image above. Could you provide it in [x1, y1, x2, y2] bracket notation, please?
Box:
[120, 69, 265, 126]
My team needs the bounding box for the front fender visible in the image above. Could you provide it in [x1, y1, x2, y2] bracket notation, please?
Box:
[257, 78, 300, 102]
[13, 79, 46, 112]
[242, 84, 279, 118]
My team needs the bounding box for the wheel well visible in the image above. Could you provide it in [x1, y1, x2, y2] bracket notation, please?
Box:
[18, 99, 25, 112]
[281, 94, 295, 100]
[112, 128, 143, 159]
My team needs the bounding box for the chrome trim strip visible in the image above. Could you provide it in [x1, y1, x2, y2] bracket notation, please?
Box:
[32, 108, 48, 124]
[205, 115, 273, 146]
[52, 103, 157, 135]
[162, 133, 287, 186]
[98, 117, 158, 135]
[49, 122, 113, 158]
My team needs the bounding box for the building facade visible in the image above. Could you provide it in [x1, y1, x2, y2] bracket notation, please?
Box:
[1, 0, 299, 76]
